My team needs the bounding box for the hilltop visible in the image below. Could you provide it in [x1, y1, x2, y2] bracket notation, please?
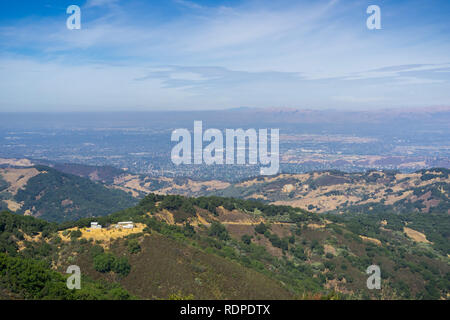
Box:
[0, 193, 448, 300]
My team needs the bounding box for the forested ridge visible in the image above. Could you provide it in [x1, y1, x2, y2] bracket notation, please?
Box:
[0, 192, 448, 300]
[0, 166, 137, 222]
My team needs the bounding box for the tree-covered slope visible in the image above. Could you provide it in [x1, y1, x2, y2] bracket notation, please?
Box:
[0, 166, 137, 222]
[0, 210, 293, 300]
[0, 211, 133, 300]
[1, 193, 448, 300]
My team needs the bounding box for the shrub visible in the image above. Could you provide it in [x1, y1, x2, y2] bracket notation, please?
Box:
[208, 222, 230, 241]
[93, 253, 115, 273]
[112, 257, 131, 276]
[70, 230, 82, 240]
[93, 252, 131, 276]
[241, 234, 252, 245]
[127, 239, 141, 254]
[254, 222, 268, 234]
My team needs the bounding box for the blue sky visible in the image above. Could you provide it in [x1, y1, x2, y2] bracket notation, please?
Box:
[0, 0, 449, 111]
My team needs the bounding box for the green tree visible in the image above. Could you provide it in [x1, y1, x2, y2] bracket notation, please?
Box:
[241, 234, 252, 245]
[70, 229, 82, 240]
[208, 222, 230, 241]
[93, 253, 115, 273]
[127, 239, 141, 254]
[112, 257, 131, 276]
[255, 222, 267, 234]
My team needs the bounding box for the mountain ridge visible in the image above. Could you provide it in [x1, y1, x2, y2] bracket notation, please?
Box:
[0, 165, 137, 222]
[1, 192, 448, 300]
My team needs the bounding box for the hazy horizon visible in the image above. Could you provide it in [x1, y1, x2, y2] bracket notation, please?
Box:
[0, 105, 449, 114]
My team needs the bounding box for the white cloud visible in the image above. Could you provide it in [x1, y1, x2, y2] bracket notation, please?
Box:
[85, 0, 120, 8]
[0, 0, 449, 111]
[173, 0, 203, 10]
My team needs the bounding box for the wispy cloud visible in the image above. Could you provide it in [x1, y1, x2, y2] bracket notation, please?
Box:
[136, 66, 302, 89]
[173, 0, 203, 10]
[85, 0, 120, 9]
[0, 0, 449, 111]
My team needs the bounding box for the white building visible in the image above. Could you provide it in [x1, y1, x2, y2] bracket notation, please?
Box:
[116, 221, 134, 229]
[90, 222, 102, 229]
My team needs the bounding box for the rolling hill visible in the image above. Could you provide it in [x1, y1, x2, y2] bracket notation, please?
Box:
[0, 193, 448, 300]
[126, 169, 449, 216]
[0, 165, 137, 222]
[3, 159, 448, 219]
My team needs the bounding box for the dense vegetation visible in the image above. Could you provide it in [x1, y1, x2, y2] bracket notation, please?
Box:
[13, 166, 137, 222]
[0, 176, 10, 212]
[0, 253, 132, 300]
[0, 190, 449, 300]
[93, 251, 131, 276]
[50, 162, 125, 184]
[0, 211, 132, 299]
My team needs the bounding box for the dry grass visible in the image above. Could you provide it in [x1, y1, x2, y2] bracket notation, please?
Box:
[307, 223, 326, 230]
[3, 199, 22, 211]
[109, 185, 140, 197]
[0, 168, 42, 195]
[59, 223, 146, 247]
[157, 179, 230, 194]
[259, 171, 449, 213]
[0, 158, 34, 167]
[154, 209, 175, 225]
[236, 174, 298, 188]
[404, 227, 431, 244]
[324, 244, 337, 255]
[246, 193, 269, 200]
[112, 174, 230, 197]
[282, 184, 295, 193]
[359, 235, 382, 246]
[16, 231, 43, 251]
[216, 206, 263, 225]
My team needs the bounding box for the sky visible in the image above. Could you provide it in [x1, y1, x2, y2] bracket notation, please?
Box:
[0, 0, 449, 112]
